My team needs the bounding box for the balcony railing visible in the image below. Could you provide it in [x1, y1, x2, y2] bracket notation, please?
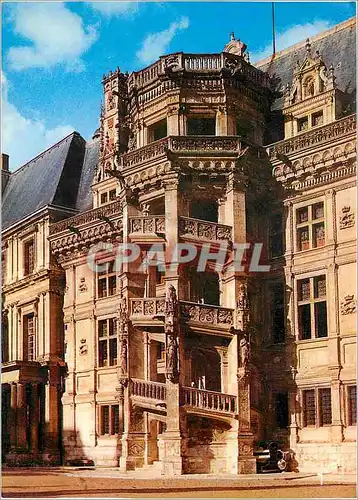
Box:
[127, 52, 270, 91]
[131, 378, 166, 402]
[268, 114, 356, 160]
[183, 387, 237, 413]
[180, 301, 234, 326]
[129, 216, 165, 234]
[49, 199, 122, 235]
[179, 217, 232, 242]
[129, 298, 234, 327]
[130, 298, 165, 317]
[119, 136, 244, 169]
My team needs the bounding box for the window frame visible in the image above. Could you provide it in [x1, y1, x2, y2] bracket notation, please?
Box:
[23, 313, 35, 361]
[98, 404, 120, 436]
[23, 236, 36, 276]
[297, 275, 328, 340]
[97, 261, 117, 299]
[295, 201, 325, 252]
[98, 317, 118, 368]
[347, 385, 357, 427]
[301, 386, 332, 428]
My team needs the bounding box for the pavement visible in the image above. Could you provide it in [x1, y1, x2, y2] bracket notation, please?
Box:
[1, 467, 357, 498]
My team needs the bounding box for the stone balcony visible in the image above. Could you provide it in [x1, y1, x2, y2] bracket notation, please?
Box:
[130, 298, 234, 333]
[268, 114, 356, 161]
[49, 199, 123, 254]
[179, 217, 232, 243]
[119, 135, 246, 171]
[129, 378, 237, 418]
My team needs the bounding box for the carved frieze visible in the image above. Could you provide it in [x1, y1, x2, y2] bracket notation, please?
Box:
[339, 206, 355, 229]
[341, 295, 356, 315]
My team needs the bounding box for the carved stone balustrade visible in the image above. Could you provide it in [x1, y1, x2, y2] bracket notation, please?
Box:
[129, 216, 165, 235]
[179, 217, 232, 242]
[180, 301, 234, 327]
[130, 298, 166, 318]
[268, 114, 356, 160]
[131, 378, 166, 402]
[50, 199, 122, 235]
[130, 298, 234, 330]
[120, 136, 245, 170]
[183, 387, 237, 414]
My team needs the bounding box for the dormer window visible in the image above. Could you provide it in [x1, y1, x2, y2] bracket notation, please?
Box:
[304, 77, 314, 98]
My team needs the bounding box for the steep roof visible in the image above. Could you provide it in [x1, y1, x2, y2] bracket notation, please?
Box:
[256, 17, 356, 110]
[75, 137, 100, 213]
[2, 132, 86, 231]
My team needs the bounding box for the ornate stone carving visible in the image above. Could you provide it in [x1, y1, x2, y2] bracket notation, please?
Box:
[79, 338, 88, 356]
[239, 333, 250, 368]
[339, 206, 355, 229]
[78, 277, 87, 293]
[179, 217, 232, 242]
[130, 409, 144, 432]
[341, 295, 356, 315]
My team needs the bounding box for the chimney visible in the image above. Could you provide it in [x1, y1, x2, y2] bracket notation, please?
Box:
[1, 154, 11, 193]
[1, 154, 9, 171]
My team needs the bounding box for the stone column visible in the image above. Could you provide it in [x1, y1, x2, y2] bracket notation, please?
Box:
[330, 377, 344, 443]
[30, 384, 40, 453]
[16, 383, 27, 450]
[288, 368, 298, 449]
[43, 365, 61, 464]
[10, 383, 17, 450]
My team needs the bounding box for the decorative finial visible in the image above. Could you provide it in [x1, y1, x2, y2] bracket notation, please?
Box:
[305, 38, 311, 54]
[230, 32, 235, 41]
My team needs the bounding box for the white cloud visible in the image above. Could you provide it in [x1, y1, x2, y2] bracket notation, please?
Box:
[7, 3, 98, 71]
[2, 72, 75, 171]
[251, 20, 333, 63]
[87, 1, 140, 17]
[136, 17, 189, 66]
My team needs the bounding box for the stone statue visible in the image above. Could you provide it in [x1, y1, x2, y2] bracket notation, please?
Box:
[166, 332, 178, 380]
[165, 285, 178, 316]
[119, 338, 128, 374]
[237, 282, 249, 310]
[240, 334, 250, 368]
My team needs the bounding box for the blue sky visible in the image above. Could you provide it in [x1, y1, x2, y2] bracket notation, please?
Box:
[2, 1, 356, 170]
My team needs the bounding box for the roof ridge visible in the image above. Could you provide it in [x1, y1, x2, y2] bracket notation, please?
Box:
[8, 130, 83, 175]
[255, 16, 356, 67]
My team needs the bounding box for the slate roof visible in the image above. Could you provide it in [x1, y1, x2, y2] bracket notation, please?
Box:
[75, 138, 100, 213]
[256, 17, 356, 111]
[2, 132, 86, 231]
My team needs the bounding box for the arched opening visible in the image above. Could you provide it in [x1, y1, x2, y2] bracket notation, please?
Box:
[190, 200, 218, 223]
[188, 271, 220, 306]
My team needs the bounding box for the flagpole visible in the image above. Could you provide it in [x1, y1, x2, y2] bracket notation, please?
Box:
[272, 2, 276, 55]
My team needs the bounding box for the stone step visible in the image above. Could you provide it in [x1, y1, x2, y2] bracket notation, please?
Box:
[140, 460, 162, 471]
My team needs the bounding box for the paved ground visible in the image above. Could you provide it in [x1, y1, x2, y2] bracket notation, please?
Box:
[2, 468, 356, 498]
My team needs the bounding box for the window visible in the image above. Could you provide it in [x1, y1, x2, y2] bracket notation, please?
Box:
[24, 314, 35, 361]
[148, 119, 167, 142]
[269, 213, 284, 257]
[97, 261, 117, 298]
[187, 117, 216, 136]
[298, 275, 327, 340]
[312, 111, 323, 127]
[100, 193, 108, 205]
[98, 318, 117, 367]
[275, 393, 289, 428]
[319, 388, 332, 426]
[109, 189, 116, 201]
[24, 239, 35, 275]
[303, 389, 316, 426]
[297, 116, 308, 132]
[296, 202, 325, 251]
[270, 283, 285, 343]
[99, 404, 120, 435]
[2, 249, 6, 280]
[302, 387, 332, 427]
[348, 386, 357, 426]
